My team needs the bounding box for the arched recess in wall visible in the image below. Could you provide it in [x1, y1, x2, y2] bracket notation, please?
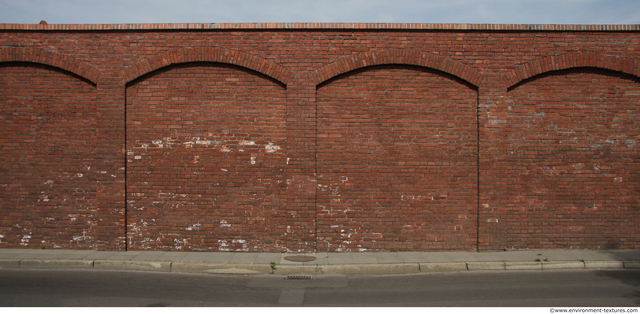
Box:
[0, 47, 102, 249]
[0, 47, 101, 85]
[122, 47, 292, 252]
[314, 50, 483, 252]
[313, 49, 483, 87]
[501, 51, 640, 90]
[121, 47, 291, 86]
[491, 52, 640, 250]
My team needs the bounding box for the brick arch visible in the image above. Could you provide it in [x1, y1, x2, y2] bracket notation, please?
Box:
[313, 49, 484, 87]
[0, 47, 101, 85]
[121, 47, 292, 85]
[502, 52, 640, 89]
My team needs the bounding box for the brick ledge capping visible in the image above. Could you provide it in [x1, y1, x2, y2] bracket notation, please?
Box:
[1, 23, 638, 31]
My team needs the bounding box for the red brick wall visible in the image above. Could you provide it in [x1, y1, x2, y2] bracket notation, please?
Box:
[317, 66, 477, 251]
[126, 63, 288, 251]
[0, 63, 99, 249]
[1, 23, 639, 252]
[481, 68, 640, 250]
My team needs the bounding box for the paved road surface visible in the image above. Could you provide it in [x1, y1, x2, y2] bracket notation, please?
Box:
[0, 269, 638, 306]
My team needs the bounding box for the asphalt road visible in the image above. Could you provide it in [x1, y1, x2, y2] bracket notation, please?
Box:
[0, 269, 638, 307]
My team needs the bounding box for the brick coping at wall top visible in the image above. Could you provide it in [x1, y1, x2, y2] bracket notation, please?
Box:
[1, 23, 639, 32]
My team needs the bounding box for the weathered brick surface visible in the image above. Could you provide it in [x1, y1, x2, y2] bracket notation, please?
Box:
[0, 63, 99, 249]
[317, 66, 477, 251]
[481, 69, 640, 250]
[1, 23, 638, 252]
[126, 64, 288, 251]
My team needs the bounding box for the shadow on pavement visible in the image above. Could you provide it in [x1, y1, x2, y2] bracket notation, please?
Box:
[603, 249, 640, 262]
[595, 268, 640, 306]
[592, 249, 640, 305]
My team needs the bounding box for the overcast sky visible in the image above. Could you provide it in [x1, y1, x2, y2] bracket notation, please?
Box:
[1, 0, 639, 25]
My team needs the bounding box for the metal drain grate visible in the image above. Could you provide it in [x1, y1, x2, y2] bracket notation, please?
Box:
[285, 275, 313, 280]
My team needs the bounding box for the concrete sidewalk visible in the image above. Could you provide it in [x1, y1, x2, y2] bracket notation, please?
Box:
[1, 248, 639, 275]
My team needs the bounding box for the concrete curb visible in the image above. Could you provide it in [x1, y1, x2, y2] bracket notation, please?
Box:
[171, 262, 271, 274]
[467, 262, 505, 271]
[318, 264, 420, 275]
[94, 260, 171, 272]
[274, 265, 317, 275]
[585, 261, 624, 269]
[419, 262, 468, 272]
[20, 259, 94, 269]
[0, 259, 637, 274]
[0, 259, 21, 269]
[541, 261, 585, 270]
[506, 262, 542, 270]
